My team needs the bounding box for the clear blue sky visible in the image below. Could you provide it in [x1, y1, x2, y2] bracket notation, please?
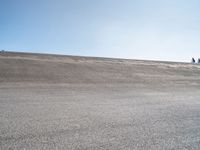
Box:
[1, 0, 200, 62]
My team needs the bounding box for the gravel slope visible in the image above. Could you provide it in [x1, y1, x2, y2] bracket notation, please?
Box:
[1, 52, 200, 150]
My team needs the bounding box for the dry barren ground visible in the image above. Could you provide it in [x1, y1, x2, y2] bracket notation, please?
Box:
[1, 52, 200, 150]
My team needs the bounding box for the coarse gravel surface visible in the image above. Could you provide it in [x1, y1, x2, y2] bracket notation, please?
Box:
[1, 52, 200, 150]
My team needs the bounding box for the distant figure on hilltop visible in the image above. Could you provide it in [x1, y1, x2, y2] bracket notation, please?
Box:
[198, 58, 200, 64]
[192, 58, 195, 63]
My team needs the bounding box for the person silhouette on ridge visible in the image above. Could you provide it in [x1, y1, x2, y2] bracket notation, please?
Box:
[192, 58, 195, 63]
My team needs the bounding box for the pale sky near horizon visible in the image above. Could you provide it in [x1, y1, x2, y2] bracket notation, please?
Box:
[1, 0, 200, 62]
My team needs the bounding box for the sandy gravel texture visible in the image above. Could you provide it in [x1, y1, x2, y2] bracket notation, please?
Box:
[1, 52, 200, 150]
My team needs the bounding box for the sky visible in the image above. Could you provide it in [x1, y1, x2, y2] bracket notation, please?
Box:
[1, 0, 200, 62]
